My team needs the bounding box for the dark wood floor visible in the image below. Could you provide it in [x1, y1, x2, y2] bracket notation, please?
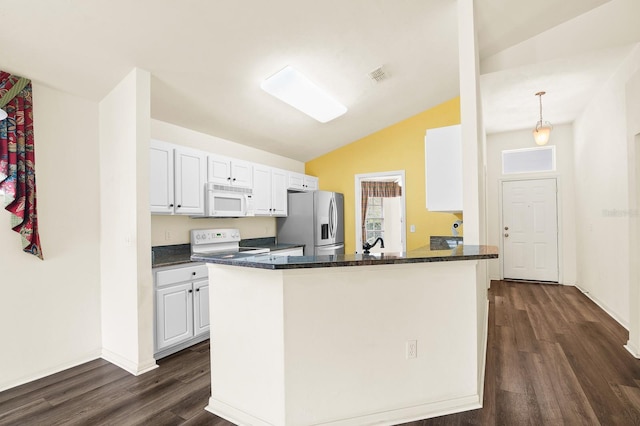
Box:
[2, 280, 640, 425]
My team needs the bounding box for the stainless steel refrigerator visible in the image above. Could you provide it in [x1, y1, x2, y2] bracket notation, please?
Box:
[276, 191, 344, 256]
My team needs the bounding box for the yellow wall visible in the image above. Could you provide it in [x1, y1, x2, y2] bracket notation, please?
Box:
[305, 97, 462, 253]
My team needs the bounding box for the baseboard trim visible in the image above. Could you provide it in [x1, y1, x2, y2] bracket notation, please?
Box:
[625, 342, 640, 359]
[0, 350, 102, 392]
[575, 284, 629, 330]
[478, 298, 490, 401]
[101, 349, 158, 376]
[206, 394, 481, 426]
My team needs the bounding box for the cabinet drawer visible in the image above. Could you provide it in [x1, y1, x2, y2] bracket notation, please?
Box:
[156, 264, 208, 287]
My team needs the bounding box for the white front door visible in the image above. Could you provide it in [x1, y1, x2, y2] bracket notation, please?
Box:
[502, 178, 559, 282]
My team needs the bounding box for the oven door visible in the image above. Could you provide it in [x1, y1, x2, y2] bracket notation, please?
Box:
[207, 191, 246, 217]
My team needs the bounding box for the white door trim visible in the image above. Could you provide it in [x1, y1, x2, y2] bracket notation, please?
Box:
[355, 170, 407, 254]
[498, 175, 564, 284]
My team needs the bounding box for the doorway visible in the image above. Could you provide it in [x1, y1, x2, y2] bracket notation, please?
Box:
[501, 178, 559, 282]
[355, 171, 406, 254]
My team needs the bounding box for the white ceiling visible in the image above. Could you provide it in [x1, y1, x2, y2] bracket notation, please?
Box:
[1, 0, 637, 161]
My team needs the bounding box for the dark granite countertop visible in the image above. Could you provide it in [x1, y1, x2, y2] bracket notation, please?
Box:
[152, 244, 195, 268]
[191, 244, 498, 270]
[240, 237, 304, 252]
[152, 239, 304, 268]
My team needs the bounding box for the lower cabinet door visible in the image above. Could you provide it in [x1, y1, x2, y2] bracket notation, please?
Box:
[194, 279, 210, 336]
[156, 283, 194, 350]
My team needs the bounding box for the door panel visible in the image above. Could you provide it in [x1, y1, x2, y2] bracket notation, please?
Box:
[194, 280, 210, 336]
[156, 283, 194, 350]
[502, 179, 558, 282]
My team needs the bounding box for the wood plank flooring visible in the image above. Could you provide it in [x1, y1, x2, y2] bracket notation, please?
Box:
[2, 280, 640, 425]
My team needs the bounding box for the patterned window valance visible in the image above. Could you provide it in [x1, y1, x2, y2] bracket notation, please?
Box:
[0, 70, 43, 259]
[360, 181, 402, 245]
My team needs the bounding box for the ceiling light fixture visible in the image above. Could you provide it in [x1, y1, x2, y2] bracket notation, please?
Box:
[533, 91, 552, 146]
[261, 66, 347, 123]
[0, 109, 7, 121]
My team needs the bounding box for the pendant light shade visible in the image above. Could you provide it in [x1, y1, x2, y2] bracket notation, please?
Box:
[0, 108, 7, 121]
[533, 91, 552, 146]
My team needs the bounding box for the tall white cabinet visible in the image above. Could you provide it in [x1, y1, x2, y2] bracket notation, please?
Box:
[150, 140, 207, 215]
[424, 124, 463, 212]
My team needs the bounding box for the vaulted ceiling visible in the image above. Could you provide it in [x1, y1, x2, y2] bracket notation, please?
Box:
[1, 0, 637, 161]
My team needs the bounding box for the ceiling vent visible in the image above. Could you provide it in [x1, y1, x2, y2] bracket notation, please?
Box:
[367, 66, 388, 84]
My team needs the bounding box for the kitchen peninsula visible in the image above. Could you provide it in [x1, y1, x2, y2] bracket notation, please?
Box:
[192, 245, 498, 426]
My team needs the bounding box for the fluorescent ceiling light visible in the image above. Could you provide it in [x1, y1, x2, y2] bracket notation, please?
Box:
[261, 66, 347, 123]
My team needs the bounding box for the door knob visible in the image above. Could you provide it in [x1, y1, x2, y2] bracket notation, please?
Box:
[504, 233, 509, 237]
[504, 226, 509, 230]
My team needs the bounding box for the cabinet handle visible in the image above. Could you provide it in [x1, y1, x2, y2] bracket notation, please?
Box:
[188, 289, 193, 293]
[232, 178, 236, 182]
[192, 272, 196, 276]
[196, 288, 200, 292]
[177, 204, 181, 208]
[169, 204, 174, 207]
[227, 177, 231, 181]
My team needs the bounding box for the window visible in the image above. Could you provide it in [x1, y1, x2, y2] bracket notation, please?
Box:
[502, 146, 555, 174]
[364, 197, 384, 242]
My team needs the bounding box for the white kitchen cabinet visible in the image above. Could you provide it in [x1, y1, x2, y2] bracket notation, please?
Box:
[287, 172, 318, 192]
[149, 140, 175, 214]
[253, 165, 288, 216]
[156, 282, 194, 350]
[154, 263, 210, 358]
[150, 140, 207, 215]
[193, 280, 210, 336]
[208, 155, 253, 189]
[424, 124, 463, 212]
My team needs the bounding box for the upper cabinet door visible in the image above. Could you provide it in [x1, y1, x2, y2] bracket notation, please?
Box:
[208, 155, 253, 188]
[208, 155, 233, 186]
[287, 171, 305, 191]
[288, 171, 319, 192]
[174, 147, 207, 215]
[252, 164, 272, 216]
[425, 124, 462, 212]
[150, 140, 175, 214]
[303, 175, 319, 191]
[230, 159, 253, 188]
[271, 168, 288, 216]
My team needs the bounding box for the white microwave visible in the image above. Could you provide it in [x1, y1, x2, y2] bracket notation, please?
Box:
[205, 183, 254, 217]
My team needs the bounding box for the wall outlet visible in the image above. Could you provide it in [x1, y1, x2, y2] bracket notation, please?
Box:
[165, 230, 172, 241]
[406, 340, 417, 359]
[410, 224, 416, 233]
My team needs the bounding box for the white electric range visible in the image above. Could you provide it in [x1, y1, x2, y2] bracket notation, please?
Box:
[190, 228, 269, 256]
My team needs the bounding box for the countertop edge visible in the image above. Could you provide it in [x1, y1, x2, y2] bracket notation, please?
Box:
[191, 246, 498, 270]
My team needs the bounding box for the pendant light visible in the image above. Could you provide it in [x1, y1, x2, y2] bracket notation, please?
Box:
[533, 91, 552, 146]
[0, 109, 6, 121]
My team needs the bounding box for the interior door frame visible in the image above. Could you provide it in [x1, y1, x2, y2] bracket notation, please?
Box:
[354, 170, 407, 254]
[498, 175, 564, 283]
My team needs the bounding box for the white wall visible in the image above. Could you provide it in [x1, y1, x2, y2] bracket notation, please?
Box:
[486, 125, 577, 285]
[0, 84, 102, 391]
[458, 0, 490, 398]
[574, 45, 640, 327]
[99, 68, 156, 374]
[150, 119, 305, 245]
[623, 49, 640, 354]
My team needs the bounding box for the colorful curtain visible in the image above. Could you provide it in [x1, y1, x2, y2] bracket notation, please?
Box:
[360, 181, 402, 245]
[0, 71, 43, 259]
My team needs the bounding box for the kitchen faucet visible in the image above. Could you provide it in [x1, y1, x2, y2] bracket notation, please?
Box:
[363, 237, 384, 254]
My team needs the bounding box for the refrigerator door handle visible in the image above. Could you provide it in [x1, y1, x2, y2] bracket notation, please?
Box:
[328, 196, 335, 238]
